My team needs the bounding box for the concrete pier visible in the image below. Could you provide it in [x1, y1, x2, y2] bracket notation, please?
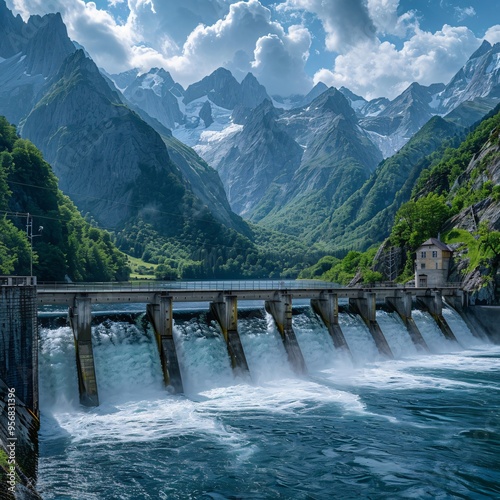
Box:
[265, 292, 307, 374]
[146, 294, 183, 393]
[68, 297, 99, 406]
[417, 291, 458, 342]
[349, 292, 394, 358]
[385, 291, 429, 351]
[311, 292, 351, 356]
[210, 294, 250, 375]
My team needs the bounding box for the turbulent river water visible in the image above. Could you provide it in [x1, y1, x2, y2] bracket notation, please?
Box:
[37, 304, 500, 499]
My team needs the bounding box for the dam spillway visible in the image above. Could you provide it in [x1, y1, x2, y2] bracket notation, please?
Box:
[29, 280, 500, 498]
[35, 280, 470, 406]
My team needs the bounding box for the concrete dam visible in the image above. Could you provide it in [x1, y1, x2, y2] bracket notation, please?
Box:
[1, 277, 497, 497]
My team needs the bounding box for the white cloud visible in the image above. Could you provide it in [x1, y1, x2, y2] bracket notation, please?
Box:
[279, 0, 376, 52]
[152, 0, 312, 94]
[485, 25, 500, 45]
[455, 6, 476, 22]
[315, 25, 482, 99]
[366, 0, 417, 37]
[252, 25, 312, 95]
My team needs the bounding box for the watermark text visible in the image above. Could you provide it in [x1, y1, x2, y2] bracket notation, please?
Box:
[6, 387, 17, 493]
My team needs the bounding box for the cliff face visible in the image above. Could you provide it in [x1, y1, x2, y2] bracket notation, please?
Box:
[446, 122, 500, 303]
[123, 68, 184, 130]
[20, 51, 180, 228]
[0, 7, 75, 124]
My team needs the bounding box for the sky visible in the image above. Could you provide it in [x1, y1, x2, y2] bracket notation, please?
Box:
[5, 0, 500, 99]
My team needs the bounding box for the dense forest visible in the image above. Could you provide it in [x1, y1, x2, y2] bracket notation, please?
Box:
[0, 116, 130, 281]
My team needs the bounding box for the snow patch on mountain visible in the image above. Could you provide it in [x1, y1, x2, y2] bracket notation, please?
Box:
[172, 96, 233, 147]
[140, 72, 165, 96]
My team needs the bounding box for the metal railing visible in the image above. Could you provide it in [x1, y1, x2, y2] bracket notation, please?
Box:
[36, 279, 339, 293]
[0, 276, 37, 286]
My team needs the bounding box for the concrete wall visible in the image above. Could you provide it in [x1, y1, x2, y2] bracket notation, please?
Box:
[0, 283, 40, 497]
[463, 306, 500, 344]
[0, 285, 38, 414]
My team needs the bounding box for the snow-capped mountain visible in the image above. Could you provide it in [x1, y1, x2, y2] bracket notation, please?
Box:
[436, 40, 500, 113]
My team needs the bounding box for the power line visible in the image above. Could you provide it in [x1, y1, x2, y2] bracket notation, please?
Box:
[6, 179, 226, 228]
[0, 208, 308, 258]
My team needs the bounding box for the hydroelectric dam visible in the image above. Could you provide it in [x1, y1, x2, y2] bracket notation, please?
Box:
[2, 276, 500, 498]
[35, 279, 472, 406]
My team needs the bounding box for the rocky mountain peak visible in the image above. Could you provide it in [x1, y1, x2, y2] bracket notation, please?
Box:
[183, 67, 241, 109]
[0, 0, 25, 58]
[25, 12, 75, 77]
[143, 67, 177, 90]
[310, 87, 357, 122]
[437, 40, 500, 114]
[47, 49, 121, 105]
[470, 40, 492, 60]
[240, 72, 270, 109]
[339, 86, 366, 104]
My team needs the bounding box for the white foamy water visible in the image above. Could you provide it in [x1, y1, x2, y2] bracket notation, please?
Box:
[412, 309, 460, 353]
[376, 310, 417, 358]
[292, 310, 341, 371]
[441, 306, 484, 347]
[173, 318, 235, 396]
[238, 313, 294, 383]
[338, 312, 380, 363]
[92, 321, 165, 404]
[37, 306, 500, 499]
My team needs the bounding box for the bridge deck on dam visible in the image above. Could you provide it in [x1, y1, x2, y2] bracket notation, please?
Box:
[36, 280, 463, 305]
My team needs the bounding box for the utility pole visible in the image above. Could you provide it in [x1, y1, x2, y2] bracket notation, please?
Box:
[25, 213, 43, 277]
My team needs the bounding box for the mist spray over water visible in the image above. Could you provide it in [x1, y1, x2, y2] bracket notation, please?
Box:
[37, 305, 500, 499]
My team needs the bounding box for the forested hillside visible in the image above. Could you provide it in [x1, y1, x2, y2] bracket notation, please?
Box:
[301, 104, 500, 302]
[0, 116, 130, 281]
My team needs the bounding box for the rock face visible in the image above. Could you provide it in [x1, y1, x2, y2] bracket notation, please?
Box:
[122, 67, 184, 129]
[360, 83, 444, 157]
[239, 72, 270, 109]
[200, 88, 382, 240]
[0, 4, 75, 124]
[183, 67, 270, 110]
[20, 50, 184, 228]
[0, 0, 26, 57]
[437, 41, 500, 114]
[205, 99, 303, 217]
[199, 100, 214, 127]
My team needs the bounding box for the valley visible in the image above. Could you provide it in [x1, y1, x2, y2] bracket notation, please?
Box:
[0, 0, 499, 300]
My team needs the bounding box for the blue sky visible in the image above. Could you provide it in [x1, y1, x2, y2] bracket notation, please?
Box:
[6, 0, 500, 98]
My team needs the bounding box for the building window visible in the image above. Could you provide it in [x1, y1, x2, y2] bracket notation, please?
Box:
[419, 276, 427, 287]
[432, 251, 438, 258]
[421, 263, 426, 269]
[435, 262, 438, 269]
[421, 251, 427, 258]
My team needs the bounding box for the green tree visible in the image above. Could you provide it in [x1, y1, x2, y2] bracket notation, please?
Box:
[477, 221, 500, 263]
[390, 193, 451, 250]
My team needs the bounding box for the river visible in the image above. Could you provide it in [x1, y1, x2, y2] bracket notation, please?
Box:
[36, 303, 500, 499]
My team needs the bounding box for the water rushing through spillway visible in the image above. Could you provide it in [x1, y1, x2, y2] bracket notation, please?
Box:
[37, 307, 500, 499]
